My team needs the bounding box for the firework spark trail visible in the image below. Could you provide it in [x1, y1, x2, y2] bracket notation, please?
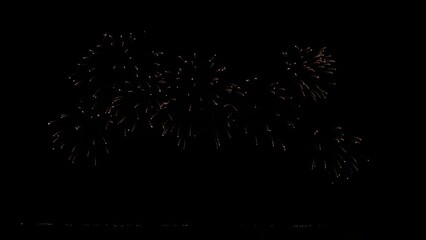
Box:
[154, 52, 243, 149]
[282, 45, 336, 102]
[309, 126, 368, 183]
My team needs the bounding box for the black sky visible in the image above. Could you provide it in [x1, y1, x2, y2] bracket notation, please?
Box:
[26, 6, 415, 237]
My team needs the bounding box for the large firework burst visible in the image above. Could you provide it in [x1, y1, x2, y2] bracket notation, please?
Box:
[68, 32, 168, 136]
[282, 45, 336, 102]
[154, 53, 243, 149]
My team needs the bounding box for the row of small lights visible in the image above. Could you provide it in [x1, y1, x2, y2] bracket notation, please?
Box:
[20, 222, 329, 229]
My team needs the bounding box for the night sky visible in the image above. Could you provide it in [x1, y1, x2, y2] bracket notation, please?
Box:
[21, 5, 416, 239]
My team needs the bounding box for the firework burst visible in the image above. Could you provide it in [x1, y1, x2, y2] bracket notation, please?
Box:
[68, 32, 168, 136]
[154, 53, 243, 149]
[236, 75, 301, 150]
[309, 126, 368, 183]
[282, 45, 336, 102]
[48, 109, 112, 166]
[68, 33, 138, 118]
[108, 40, 169, 135]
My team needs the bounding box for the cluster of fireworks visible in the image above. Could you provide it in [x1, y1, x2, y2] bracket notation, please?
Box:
[48, 32, 368, 182]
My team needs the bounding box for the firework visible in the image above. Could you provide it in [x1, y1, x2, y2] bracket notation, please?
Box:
[309, 126, 368, 183]
[68, 33, 137, 117]
[154, 52, 243, 149]
[51, 29, 371, 183]
[236, 75, 301, 150]
[108, 36, 169, 135]
[48, 109, 112, 166]
[68, 32, 168, 136]
[49, 33, 136, 165]
[282, 45, 336, 102]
